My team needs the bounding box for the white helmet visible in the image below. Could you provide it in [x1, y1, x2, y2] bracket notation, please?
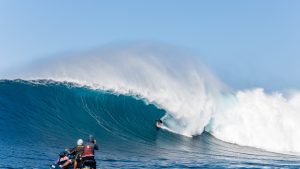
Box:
[77, 139, 84, 146]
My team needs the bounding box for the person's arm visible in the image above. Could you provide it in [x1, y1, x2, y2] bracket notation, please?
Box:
[94, 144, 99, 150]
[60, 159, 72, 168]
[69, 147, 77, 155]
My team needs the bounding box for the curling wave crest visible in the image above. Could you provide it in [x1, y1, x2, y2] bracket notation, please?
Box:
[4, 44, 300, 154]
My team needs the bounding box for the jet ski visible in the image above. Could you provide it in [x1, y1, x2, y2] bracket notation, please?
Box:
[50, 150, 74, 169]
[50, 149, 96, 169]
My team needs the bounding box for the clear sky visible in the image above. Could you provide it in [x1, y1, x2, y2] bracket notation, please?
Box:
[0, 0, 299, 90]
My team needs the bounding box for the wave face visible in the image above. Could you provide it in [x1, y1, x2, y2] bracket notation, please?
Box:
[0, 80, 164, 143]
[1, 80, 300, 168]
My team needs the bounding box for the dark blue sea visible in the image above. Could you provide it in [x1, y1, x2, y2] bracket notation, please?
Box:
[1, 80, 300, 168]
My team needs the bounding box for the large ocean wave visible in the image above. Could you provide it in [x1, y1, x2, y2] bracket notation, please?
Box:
[2, 44, 300, 155]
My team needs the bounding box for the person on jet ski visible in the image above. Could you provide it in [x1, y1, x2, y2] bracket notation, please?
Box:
[63, 138, 85, 169]
[55, 150, 71, 169]
[75, 135, 99, 169]
[52, 139, 85, 169]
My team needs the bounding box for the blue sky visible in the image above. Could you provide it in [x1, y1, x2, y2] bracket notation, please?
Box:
[0, 0, 299, 90]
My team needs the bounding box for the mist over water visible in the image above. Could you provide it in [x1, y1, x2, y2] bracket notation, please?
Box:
[3, 44, 300, 154]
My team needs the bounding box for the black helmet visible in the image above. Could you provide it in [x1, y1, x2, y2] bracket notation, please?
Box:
[88, 134, 95, 142]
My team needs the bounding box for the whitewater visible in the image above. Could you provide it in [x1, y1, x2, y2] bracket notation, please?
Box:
[1, 44, 300, 168]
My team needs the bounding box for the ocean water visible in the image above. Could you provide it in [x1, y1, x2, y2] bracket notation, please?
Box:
[1, 45, 300, 168]
[1, 80, 300, 169]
